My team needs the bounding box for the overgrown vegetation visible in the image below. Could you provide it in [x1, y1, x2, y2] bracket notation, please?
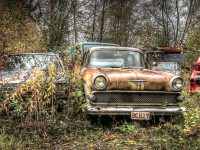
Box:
[2, 65, 57, 122]
[0, 59, 199, 149]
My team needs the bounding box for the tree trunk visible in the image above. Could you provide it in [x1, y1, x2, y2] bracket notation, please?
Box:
[91, 0, 97, 41]
[99, 0, 106, 42]
[73, 0, 77, 43]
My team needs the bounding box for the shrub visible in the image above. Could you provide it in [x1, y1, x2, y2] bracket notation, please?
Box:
[2, 65, 57, 123]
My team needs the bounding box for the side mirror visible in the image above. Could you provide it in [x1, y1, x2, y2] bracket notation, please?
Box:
[152, 62, 157, 66]
[149, 62, 158, 70]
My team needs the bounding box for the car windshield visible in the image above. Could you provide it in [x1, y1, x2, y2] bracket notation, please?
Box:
[3, 54, 60, 71]
[152, 62, 180, 71]
[88, 50, 144, 68]
[145, 52, 185, 64]
[163, 53, 185, 62]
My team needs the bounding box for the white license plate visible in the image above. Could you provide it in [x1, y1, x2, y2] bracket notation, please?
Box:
[131, 112, 150, 120]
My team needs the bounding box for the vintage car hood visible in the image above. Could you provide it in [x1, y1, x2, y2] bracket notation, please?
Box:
[83, 68, 174, 91]
[0, 70, 67, 85]
[0, 70, 31, 84]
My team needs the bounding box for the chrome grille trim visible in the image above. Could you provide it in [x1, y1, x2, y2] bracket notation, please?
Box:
[92, 91, 180, 105]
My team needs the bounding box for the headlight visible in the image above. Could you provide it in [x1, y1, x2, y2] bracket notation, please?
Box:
[170, 76, 184, 91]
[93, 75, 107, 90]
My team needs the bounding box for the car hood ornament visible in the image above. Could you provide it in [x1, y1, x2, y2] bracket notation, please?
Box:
[129, 80, 148, 86]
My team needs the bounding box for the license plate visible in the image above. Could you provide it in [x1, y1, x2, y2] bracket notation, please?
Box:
[131, 112, 150, 120]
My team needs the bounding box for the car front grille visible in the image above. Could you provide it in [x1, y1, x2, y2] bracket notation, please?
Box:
[93, 91, 179, 104]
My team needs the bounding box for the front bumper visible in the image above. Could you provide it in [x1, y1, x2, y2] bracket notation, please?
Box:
[87, 105, 186, 115]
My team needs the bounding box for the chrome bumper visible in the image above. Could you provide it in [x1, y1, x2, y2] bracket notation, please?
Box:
[87, 106, 186, 115]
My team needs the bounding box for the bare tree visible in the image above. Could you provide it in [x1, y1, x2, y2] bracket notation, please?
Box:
[99, 0, 107, 42]
[91, 0, 97, 41]
[27, 0, 42, 22]
[39, 0, 72, 51]
[143, 0, 200, 46]
[72, 0, 78, 43]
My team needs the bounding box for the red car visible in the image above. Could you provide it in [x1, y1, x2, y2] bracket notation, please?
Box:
[190, 57, 200, 92]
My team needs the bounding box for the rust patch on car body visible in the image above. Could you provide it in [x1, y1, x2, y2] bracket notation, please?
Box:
[82, 67, 174, 91]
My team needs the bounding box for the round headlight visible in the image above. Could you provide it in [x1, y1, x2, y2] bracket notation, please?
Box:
[93, 75, 107, 90]
[171, 77, 184, 91]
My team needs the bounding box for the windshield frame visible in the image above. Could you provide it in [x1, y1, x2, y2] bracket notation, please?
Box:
[86, 50, 145, 69]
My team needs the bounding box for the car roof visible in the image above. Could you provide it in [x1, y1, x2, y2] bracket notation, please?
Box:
[79, 42, 119, 46]
[88, 46, 143, 53]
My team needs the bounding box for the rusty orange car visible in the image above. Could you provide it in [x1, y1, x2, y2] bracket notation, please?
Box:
[81, 47, 186, 120]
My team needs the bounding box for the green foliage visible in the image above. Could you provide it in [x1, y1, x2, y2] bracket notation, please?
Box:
[114, 122, 136, 134]
[183, 108, 200, 136]
[67, 70, 86, 117]
[186, 26, 200, 49]
[0, 129, 24, 150]
[184, 51, 200, 70]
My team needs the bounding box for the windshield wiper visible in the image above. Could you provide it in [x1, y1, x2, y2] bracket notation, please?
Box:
[121, 66, 144, 69]
[109, 66, 121, 68]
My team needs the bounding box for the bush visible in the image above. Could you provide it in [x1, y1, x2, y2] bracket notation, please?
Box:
[2, 65, 57, 122]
